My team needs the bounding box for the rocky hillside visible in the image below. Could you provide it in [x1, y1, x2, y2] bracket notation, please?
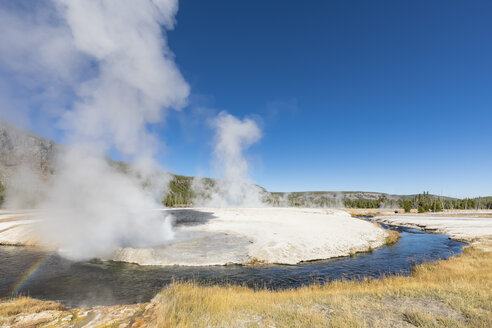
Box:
[0, 119, 60, 185]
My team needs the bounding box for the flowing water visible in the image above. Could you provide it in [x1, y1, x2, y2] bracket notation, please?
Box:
[0, 225, 464, 307]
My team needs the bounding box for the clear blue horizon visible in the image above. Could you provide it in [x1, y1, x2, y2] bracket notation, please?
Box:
[164, 0, 492, 198]
[1, 0, 492, 198]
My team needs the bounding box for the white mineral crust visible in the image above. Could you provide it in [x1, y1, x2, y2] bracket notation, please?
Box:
[113, 207, 388, 266]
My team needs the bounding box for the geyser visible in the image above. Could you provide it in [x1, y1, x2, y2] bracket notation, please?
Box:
[192, 111, 265, 207]
[0, 0, 189, 259]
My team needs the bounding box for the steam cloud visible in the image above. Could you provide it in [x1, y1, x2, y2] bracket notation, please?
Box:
[1, 0, 189, 259]
[193, 111, 265, 207]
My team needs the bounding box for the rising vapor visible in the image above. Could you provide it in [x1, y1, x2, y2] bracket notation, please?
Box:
[0, 0, 189, 259]
[193, 111, 265, 207]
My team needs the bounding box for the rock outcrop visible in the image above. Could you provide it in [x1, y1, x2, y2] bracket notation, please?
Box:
[0, 119, 61, 185]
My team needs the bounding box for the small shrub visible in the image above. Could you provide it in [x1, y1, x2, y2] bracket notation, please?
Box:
[0, 181, 5, 208]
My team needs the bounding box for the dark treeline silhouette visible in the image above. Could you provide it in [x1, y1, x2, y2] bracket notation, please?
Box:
[162, 175, 195, 207]
[344, 191, 492, 212]
[397, 192, 492, 213]
[343, 197, 398, 209]
[0, 181, 4, 207]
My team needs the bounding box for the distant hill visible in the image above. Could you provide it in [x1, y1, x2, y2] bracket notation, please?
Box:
[0, 118, 488, 209]
[267, 191, 456, 208]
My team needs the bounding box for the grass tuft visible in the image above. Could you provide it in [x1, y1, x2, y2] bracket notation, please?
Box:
[384, 229, 401, 246]
[0, 296, 66, 327]
[145, 243, 492, 327]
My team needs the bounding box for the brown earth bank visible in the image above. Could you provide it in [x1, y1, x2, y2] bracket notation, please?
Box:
[1, 242, 491, 328]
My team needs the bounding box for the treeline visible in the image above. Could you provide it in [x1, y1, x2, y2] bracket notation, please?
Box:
[443, 197, 492, 210]
[398, 192, 442, 213]
[162, 175, 194, 207]
[161, 175, 217, 207]
[397, 192, 492, 213]
[267, 193, 342, 207]
[0, 181, 5, 207]
[343, 192, 492, 212]
[343, 197, 398, 209]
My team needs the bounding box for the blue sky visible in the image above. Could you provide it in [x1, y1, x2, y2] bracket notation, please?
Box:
[160, 0, 492, 197]
[2, 0, 492, 197]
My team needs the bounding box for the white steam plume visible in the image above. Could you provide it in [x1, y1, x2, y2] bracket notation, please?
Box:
[57, 0, 188, 154]
[193, 111, 265, 207]
[1, 0, 189, 259]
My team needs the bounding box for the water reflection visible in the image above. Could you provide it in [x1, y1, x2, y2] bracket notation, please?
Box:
[0, 226, 464, 307]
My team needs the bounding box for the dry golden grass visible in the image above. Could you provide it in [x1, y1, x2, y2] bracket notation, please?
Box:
[370, 221, 401, 246]
[1, 244, 491, 327]
[0, 296, 65, 317]
[146, 244, 492, 328]
[0, 296, 66, 327]
[433, 213, 492, 218]
[384, 229, 401, 246]
[0, 297, 146, 328]
[346, 209, 400, 217]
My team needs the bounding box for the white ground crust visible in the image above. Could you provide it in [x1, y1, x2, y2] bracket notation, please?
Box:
[113, 208, 388, 265]
[0, 208, 388, 265]
[0, 211, 38, 245]
[374, 213, 492, 243]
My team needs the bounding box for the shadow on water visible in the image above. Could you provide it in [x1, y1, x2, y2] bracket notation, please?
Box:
[0, 224, 464, 307]
[168, 209, 217, 227]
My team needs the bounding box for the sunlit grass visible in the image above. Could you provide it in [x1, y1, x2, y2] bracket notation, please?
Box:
[2, 244, 491, 327]
[147, 244, 492, 327]
[384, 229, 401, 245]
[0, 296, 66, 327]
